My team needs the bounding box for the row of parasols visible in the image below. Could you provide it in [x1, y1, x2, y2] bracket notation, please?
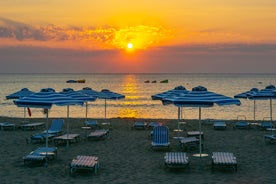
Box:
[6, 85, 276, 155]
[6, 87, 125, 120]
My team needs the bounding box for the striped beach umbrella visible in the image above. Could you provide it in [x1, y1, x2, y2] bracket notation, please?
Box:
[234, 88, 259, 120]
[61, 88, 97, 121]
[152, 86, 189, 135]
[14, 89, 85, 148]
[97, 89, 125, 119]
[248, 85, 276, 122]
[6, 88, 36, 120]
[162, 86, 241, 157]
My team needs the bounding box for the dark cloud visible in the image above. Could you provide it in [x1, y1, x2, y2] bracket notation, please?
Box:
[0, 43, 276, 73]
[0, 17, 116, 42]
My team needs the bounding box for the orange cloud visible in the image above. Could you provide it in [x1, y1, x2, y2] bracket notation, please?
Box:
[0, 18, 173, 50]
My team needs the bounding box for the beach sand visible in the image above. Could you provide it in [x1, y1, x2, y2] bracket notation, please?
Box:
[0, 117, 275, 184]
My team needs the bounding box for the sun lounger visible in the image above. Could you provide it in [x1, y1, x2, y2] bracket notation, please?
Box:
[23, 147, 57, 166]
[164, 152, 189, 169]
[258, 122, 273, 130]
[0, 122, 16, 130]
[187, 131, 204, 140]
[28, 119, 64, 143]
[29, 133, 56, 144]
[53, 133, 81, 145]
[133, 122, 147, 130]
[234, 115, 250, 129]
[21, 122, 45, 131]
[87, 129, 109, 140]
[211, 152, 237, 171]
[148, 122, 161, 129]
[180, 137, 200, 150]
[264, 134, 276, 143]
[84, 120, 99, 129]
[151, 126, 170, 150]
[43, 119, 64, 135]
[70, 155, 99, 175]
[213, 121, 227, 130]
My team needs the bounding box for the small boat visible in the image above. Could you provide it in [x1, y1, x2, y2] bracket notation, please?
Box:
[151, 80, 157, 83]
[160, 79, 168, 83]
[144, 80, 150, 83]
[66, 79, 86, 83]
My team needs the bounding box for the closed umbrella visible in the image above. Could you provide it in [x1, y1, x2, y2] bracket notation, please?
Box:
[162, 86, 241, 158]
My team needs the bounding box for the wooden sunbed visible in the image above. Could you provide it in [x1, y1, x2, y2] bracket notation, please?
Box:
[87, 130, 109, 140]
[70, 155, 99, 175]
[53, 133, 81, 145]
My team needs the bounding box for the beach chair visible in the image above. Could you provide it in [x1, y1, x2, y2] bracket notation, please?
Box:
[132, 122, 147, 130]
[234, 115, 250, 129]
[213, 121, 227, 130]
[148, 122, 161, 129]
[87, 129, 109, 140]
[0, 122, 16, 130]
[180, 137, 200, 150]
[29, 119, 64, 143]
[53, 133, 81, 146]
[70, 155, 99, 175]
[151, 126, 170, 150]
[84, 120, 99, 129]
[164, 152, 189, 169]
[258, 117, 273, 130]
[264, 134, 276, 144]
[23, 147, 57, 166]
[43, 119, 64, 135]
[211, 152, 237, 171]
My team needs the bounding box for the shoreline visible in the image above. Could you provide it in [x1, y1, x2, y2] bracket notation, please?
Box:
[0, 117, 275, 184]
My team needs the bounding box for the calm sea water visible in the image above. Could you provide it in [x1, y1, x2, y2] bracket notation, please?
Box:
[1, 73, 276, 121]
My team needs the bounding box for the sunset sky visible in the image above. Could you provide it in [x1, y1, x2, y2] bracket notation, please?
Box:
[1, 0, 276, 73]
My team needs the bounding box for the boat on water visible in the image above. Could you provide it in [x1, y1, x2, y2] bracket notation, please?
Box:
[151, 80, 157, 83]
[160, 79, 168, 83]
[66, 79, 86, 83]
[144, 80, 150, 83]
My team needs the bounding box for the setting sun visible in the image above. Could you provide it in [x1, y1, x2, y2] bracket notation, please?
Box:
[127, 43, 133, 49]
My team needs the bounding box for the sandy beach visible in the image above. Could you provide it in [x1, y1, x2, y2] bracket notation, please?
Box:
[0, 116, 275, 184]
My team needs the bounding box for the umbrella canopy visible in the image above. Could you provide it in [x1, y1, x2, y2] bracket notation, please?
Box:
[97, 89, 125, 119]
[14, 89, 85, 148]
[234, 88, 259, 120]
[162, 85, 241, 157]
[61, 88, 97, 121]
[6, 88, 35, 99]
[6, 88, 36, 120]
[152, 85, 188, 100]
[248, 85, 276, 122]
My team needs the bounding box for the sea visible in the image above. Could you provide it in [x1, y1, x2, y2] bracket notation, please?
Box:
[1, 73, 276, 121]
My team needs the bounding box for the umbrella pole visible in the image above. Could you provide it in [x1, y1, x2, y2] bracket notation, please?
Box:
[177, 107, 180, 137]
[46, 110, 49, 149]
[199, 107, 202, 158]
[85, 102, 88, 122]
[104, 99, 107, 119]
[254, 100, 256, 121]
[270, 99, 272, 122]
[23, 107, 26, 123]
[67, 105, 69, 149]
